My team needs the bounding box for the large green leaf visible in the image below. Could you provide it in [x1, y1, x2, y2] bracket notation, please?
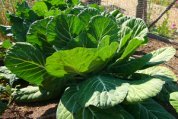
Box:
[137, 66, 178, 82]
[123, 99, 175, 119]
[46, 14, 85, 48]
[126, 76, 165, 103]
[5, 42, 46, 85]
[13, 75, 66, 102]
[143, 47, 176, 68]
[78, 8, 100, 25]
[46, 43, 118, 78]
[170, 92, 178, 113]
[116, 17, 148, 58]
[77, 105, 134, 119]
[156, 81, 178, 102]
[27, 18, 55, 56]
[46, 47, 96, 78]
[77, 75, 129, 109]
[116, 37, 146, 63]
[32, 1, 48, 16]
[121, 18, 148, 38]
[88, 15, 119, 43]
[7, 14, 30, 42]
[136, 66, 178, 103]
[27, 18, 52, 46]
[109, 53, 152, 76]
[56, 86, 81, 119]
[57, 86, 133, 119]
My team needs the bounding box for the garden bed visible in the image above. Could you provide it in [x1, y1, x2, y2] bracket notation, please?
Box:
[2, 38, 178, 119]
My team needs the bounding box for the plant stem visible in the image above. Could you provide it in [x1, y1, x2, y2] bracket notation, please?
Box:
[149, 0, 177, 29]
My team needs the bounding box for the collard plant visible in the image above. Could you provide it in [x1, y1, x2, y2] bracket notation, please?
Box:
[1, 0, 178, 118]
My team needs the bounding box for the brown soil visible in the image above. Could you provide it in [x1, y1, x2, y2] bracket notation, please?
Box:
[1, 100, 58, 119]
[1, 39, 178, 118]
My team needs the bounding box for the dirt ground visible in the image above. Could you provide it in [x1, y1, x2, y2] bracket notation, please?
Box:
[2, 100, 58, 119]
[1, 38, 178, 119]
[102, 0, 178, 26]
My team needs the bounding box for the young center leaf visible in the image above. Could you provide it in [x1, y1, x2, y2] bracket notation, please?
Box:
[46, 43, 118, 78]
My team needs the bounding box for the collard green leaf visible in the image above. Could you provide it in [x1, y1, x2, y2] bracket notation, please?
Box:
[110, 9, 121, 17]
[136, 66, 178, 103]
[45, 0, 66, 6]
[5, 42, 46, 85]
[57, 85, 133, 119]
[67, 0, 80, 6]
[116, 16, 131, 27]
[27, 18, 55, 56]
[32, 2, 48, 16]
[156, 81, 178, 103]
[170, 92, 178, 113]
[77, 105, 134, 119]
[12, 85, 62, 102]
[0, 66, 19, 85]
[7, 14, 30, 42]
[15, 1, 30, 19]
[44, 9, 61, 17]
[121, 17, 148, 38]
[88, 15, 119, 43]
[78, 8, 100, 25]
[2, 40, 12, 49]
[77, 75, 129, 109]
[117, 27, 132, 48]
[143, 47, 176, 68]
[46, 43, 118, 78]
[47, 14, 85, 48]
[27, 18, 52, 46]
[126, 76, 165, 103]
[56, 86, 81, 119]
[117, 37, 146, 63]
[117, 17, 148, 56]
[69, 6, 86, 15]
[137, 66, 178, 82]
[46, 47, 97, 77]
[123, 99, 175, 119]
[109, 53, 152, 76]
[13, 75, 65, 102]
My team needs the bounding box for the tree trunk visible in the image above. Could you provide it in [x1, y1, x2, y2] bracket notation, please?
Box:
[136, 0, 147, 22]
[81, 0, 101, 4]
